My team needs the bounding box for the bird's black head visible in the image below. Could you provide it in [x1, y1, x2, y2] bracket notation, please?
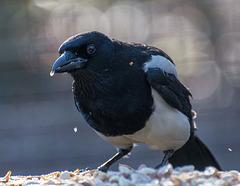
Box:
[50, 31, 114, 76]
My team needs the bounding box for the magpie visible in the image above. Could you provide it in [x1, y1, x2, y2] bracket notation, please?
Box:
[50, 31, 221, 172]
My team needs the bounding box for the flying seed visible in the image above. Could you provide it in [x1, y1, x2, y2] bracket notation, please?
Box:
[228, 148, 232, 152]
[74, 127, 78, 133]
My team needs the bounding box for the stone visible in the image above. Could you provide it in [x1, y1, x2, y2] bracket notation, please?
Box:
[59, 171, 71, 180]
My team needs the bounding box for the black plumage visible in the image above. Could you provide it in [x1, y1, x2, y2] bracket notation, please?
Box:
[51, 31, 221, 171]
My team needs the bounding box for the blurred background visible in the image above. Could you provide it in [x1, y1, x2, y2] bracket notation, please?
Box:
[0, 0, 240, 176]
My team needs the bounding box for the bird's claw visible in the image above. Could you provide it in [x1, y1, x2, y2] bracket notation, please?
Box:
[97, 165, 109, 172]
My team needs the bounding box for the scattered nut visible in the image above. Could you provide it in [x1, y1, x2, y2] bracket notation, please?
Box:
[4, 171, 11, 181]
[204, 166, 218, 178]
[137, 167, 156, 175]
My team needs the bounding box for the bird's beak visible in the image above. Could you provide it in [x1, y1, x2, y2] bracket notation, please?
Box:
[50, 51, 87, 76]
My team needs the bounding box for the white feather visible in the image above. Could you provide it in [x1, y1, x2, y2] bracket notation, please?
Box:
[126, 89, 190, 151]
[96, 88, 190, 151]
[144, 55, 178, 78]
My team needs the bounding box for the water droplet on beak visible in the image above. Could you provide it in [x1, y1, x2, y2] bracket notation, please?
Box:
[50, 71, 55, 76]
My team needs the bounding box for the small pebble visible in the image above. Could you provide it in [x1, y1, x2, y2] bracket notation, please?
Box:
[118, 165, 132, 175]
[79, 181, 92, 186]
[175, 165, 195, 173]
[59, 171, 71, 180]
[118, 176, 131, 185]
[43, 179, 56, 184]
[150, 178, 160, 185]
[183, 172, 198, 183]
[93, 178, 105, 186]
[191, 177, 207, 185]
[97, 171, 107, 181]
[170, 176, 183, 185]
[138, 164, 147, 170]
[137, 167, 156, 175]
[130, 173, 151, 184]
[109, 175, 120, 183]
[221, 174, 238, 184]
[161, 179, 175, 186]
[204, 166, 218, 178]
[157, 164, 173, 177]
[228, 170, 240, 177]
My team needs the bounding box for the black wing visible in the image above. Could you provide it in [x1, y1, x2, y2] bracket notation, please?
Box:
[146, 68, 193, 125]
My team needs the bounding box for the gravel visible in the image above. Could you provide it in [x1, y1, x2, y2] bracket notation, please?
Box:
[0, 164, 239, 185]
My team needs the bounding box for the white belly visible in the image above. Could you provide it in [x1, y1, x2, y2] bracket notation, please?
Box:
[96, 89, 190, 151]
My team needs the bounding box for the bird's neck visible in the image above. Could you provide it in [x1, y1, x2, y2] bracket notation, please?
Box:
[71, 70, 98, 100]
[71, 69, 111, 101]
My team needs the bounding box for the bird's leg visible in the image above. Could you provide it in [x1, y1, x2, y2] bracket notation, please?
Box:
[98, 146, 132, 172]
[156, 149, 174, 169]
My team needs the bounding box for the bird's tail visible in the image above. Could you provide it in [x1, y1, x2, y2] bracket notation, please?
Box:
[168, 134, 222, 170]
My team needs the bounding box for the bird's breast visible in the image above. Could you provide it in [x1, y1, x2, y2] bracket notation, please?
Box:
[73, 73, 154, 137]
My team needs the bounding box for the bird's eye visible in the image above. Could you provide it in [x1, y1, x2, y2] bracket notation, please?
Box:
[87, 44, 96, 55]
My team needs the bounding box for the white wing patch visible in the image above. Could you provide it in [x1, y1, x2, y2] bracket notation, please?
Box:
[144, 55, 178, 78]
[126, 88, 190, 151]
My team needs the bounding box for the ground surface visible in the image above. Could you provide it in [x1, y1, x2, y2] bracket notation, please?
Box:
[1, 164, 239, 186]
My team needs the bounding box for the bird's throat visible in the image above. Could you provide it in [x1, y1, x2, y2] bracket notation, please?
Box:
[71, 70, 104, 100]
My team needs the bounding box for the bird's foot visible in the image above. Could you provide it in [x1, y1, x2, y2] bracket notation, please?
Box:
[156, 149, 174, 169]
[156, 162, 165, 169]
[97, 164, 109, 172]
